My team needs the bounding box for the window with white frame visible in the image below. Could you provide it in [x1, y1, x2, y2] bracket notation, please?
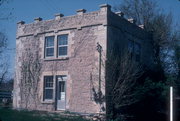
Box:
[57, 34, 68, 56]
[43, 76, 54, 100]
[45, 36, 54, 57]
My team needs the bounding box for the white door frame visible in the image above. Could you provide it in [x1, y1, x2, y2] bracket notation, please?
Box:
[56, 75, 66, 110]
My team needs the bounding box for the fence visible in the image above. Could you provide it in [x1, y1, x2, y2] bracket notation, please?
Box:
[0, 91, 12, 102]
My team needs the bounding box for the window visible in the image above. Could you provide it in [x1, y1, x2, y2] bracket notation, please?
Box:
[44, 76, 54, 100]
[134, 42, 141, 62]
[128, 40, 141, 62]
[57, 35, 68, 56]
[128, 40, 134, 59]
[45, 36, 54, 57]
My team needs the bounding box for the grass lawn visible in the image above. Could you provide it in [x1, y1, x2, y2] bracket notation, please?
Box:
[0, 108, 91, 121]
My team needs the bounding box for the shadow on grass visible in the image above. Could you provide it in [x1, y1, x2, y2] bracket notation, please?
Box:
[0, 108, 91, 121]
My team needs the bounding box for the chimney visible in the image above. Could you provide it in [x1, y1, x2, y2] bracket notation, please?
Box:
[99, 4, 111, 12]
[34, 17, 42, 23]
[128, 18, 136, 24]
[77, 9, 86, 15]
[55, 13, 64, 20]
[17, 21, 25, 25]
[115, 11, 124, 17]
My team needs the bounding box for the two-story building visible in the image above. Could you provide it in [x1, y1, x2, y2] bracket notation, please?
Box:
[13, 4, 154, 114]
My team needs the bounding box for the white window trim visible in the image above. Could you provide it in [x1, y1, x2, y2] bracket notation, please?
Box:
[43, 30, 72, 60]
[58, 45, 68, 57]
[43, 76, 54, 101]
[40, 71, 69, 105]
[44, 36, 55, 58]
[45, 46, 54, 57]
[57, 34, 68, 57]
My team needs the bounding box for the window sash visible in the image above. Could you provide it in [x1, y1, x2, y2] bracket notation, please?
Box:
[45, 36, 54, 57]
[58, 46, 68, 56]
[134, 42, 141, 61]
[58, 35, 68, 46]
[45, 47, 54, 57]
[45, 36, 54, 47]
[45, 81, 53, 87]
[134, 43, 141, 54]
[128, 40, 134, 51]
[57, 35, 68, 56]
[46, 46, 54, 48]
[44, 76, 54, 100]
[128, 40, 141, 61]
[44, 89, 53, 100]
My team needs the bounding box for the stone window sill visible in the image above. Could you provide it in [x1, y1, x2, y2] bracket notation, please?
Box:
[44, 56, 69, 61]
[41, 100, 54, 104]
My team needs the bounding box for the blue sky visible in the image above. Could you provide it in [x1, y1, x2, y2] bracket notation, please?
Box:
[0, 0, 180, 77]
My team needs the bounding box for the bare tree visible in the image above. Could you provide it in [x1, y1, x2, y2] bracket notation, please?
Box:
[114, 0, 173, 46]
[0, 0, 13, 20]
[0, 0, 13, 55]
[0, 32, 7, 85]
[114, 0, 157, 26]
[0, 58, 8, 86]
[0, 32, 7, 54]
[114, 0, 175, 79]
[172, 30, 180, 79]
[112, 1, 179, 120]
[0, 0, 13, 85]
[105, 51, 144, 120]
[112, 55, 143, 108]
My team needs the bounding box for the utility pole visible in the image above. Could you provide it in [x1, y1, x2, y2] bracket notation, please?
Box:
[170, 86, 173, 121]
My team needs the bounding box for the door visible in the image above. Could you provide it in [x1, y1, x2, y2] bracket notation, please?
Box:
[56, 76, 66, 110]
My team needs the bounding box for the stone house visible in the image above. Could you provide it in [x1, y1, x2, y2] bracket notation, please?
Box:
[13, 4, 154, 114]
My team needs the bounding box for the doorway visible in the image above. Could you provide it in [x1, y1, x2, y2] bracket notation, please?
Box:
[56, 75, 66, 110]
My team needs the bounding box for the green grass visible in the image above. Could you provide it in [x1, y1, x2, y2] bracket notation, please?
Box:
[0, 108, 91, 121]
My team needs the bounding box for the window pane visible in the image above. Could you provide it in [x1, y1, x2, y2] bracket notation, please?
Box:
[134, 42, 141, 61]
[44, 89, 53, 99]
[128, 40, 133, 52]
[45, 36, 54, 57]
[45, 80, 53, 87]
[59, 46, 67, 56]
[60, 81, 65, 92]
[45, 36, 54, 47]
[58, 35, 68, 45]
[46, 48, 54, 57]
[44, 76, 53, 100]
[134, 43, 141, 54]
[44, 76, 53, 87]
